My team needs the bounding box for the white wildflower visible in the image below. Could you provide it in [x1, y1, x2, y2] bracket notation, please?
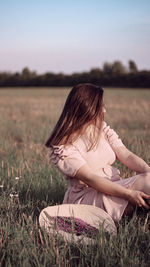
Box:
[15, 177, 20, 180]
[10, 193, 19, 198]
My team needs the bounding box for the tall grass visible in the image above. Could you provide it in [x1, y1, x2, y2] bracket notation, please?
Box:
[0, 87, 150, 266]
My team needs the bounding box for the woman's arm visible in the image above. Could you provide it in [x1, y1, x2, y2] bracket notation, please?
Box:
[75, 164, 150, 209]
[114, 146, 150, 174]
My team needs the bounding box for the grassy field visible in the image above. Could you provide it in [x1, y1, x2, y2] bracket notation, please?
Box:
[0, 87, 150, 266]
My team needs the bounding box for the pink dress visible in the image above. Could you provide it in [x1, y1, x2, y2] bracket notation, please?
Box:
[49, 122, 137, 222]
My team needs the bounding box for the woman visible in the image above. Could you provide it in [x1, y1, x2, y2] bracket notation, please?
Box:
[45, 83, 150, 222]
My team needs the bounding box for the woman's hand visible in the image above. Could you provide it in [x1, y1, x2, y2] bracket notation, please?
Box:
[127, 189, 150, 209]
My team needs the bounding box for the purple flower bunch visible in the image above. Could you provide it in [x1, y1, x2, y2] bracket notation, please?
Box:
[51, 216, 99, 238]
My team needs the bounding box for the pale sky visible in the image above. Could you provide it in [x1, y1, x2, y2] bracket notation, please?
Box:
[0, 0, 150, 74]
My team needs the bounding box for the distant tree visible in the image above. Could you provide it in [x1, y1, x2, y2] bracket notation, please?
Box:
[103, 62, 113, 75]
[21, 67, 30, 77]
[111, 61, 127, 75]
[21, 67, 36, 79]
[0, 63, 150, 88]
[89, 68, 102, 75]
[128, 60, 138, 73]
[88, 68, 103, 84]
[20, 67, 36, 86]
[0, 72, 11, 86]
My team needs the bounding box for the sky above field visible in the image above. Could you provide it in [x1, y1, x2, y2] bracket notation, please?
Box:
[0, 0, 150, 74]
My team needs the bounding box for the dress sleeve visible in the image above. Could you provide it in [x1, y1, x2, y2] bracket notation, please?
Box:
[103, 122, 125, 149]
[49, 145, 86, 177]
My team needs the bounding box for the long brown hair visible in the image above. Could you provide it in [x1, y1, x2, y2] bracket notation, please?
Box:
[45, 83, 104, 149]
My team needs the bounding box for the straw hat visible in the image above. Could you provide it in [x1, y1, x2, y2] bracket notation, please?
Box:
[39, 204, 117, 244]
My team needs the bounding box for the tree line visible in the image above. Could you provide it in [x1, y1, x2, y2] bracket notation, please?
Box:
[0, 60, 150, 88]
